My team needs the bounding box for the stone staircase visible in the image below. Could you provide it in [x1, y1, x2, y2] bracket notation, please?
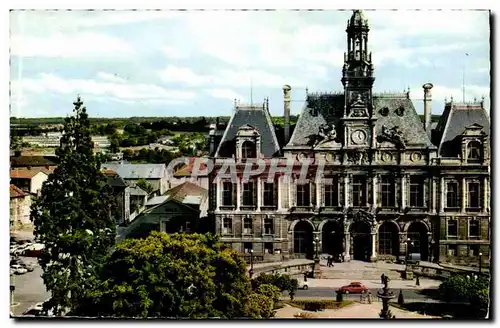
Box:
[320, 268, 403, 280]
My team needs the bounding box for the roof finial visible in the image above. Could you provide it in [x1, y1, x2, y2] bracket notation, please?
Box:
[450, 95, 454, 102]
[445, 96, 447, 103]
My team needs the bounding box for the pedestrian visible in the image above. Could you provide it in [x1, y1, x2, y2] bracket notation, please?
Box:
[416, 275, 420, 286]
[342, 252, 345, 263]
[381, 273, 385, 285]
[327, 256, 332, 267]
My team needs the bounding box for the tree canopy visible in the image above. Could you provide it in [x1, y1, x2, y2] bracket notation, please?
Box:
[30, 96, 117, 315]
[74, 232, 272, 319]
[438, 274, 490, 318]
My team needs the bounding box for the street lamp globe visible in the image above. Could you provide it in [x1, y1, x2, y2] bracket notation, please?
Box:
[479, 252, 482, 256]
[250, 249, 254, 254]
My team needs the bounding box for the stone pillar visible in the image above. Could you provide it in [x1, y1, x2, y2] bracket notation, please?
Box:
[373, 174, 379, 208]
[431, 178, 437, 214]
[277, 177, 282, 210]
[483, 177, 489, 212]
[236, 177, 241, 210]
[344, 174, 351, 207]
[216, 179, 221, 209]
[401, 174, 407, 209]
[343, 216, 351, 261]
[256, 177, 262, 210]
[440, 177, 445, 213]
[461, 177, 467, 212]
[316, 180, 322, 209]
[370, 226, 377, 262]
[399, 232, 407, 256]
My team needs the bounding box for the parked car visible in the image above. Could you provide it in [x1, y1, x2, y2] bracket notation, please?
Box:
[11, 264, 28, 275]
[339, 282, 369, 294]
[23, 243, 44, 257]
[22, 302, 53, 317]
[298, 280, 309, 290]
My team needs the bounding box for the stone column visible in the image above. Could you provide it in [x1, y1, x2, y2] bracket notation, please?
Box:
[256, 177, 262, 210]
[344, 174, 351, 207]
[343, 216, 351, 261]
[277, 177, 282, 211]
[483, 177, 489, 212]
[440, 177, 445, 213]
[399, 232, 407, 257]
[373, 174, 379, 208]
[370, 225, 378, 262]
[431, 178, 437, 214]
[401, 174, 407, 209]
[461, 177, 467, 212]
[216, 179, 221, 209]
[236, 177, 241, 210]
[316, 180, 322, 209]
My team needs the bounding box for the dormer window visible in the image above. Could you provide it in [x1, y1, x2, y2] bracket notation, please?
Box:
[241, 141, 256, 159]
[467, 141, 481, 161]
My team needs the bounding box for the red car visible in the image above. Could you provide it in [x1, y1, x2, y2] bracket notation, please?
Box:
[339, 282, 369, 294]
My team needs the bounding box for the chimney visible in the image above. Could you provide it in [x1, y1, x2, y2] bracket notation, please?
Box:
[422, 83, 433, 138]
[283, 85, 291, 144]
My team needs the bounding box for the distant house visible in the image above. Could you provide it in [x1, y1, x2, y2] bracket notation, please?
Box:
[10, 184, 32, 228]
[103, 170, 130, 225]
[171, 157, 210, 190]
[10, 151, 58, 170]
[10, 168, 49, 195]
[101, 163, 169, 195]
[117, 182, 209, 241]
[129, 186, 148, 221]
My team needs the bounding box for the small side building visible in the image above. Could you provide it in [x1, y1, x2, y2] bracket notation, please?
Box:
[10, 184, 32, 229]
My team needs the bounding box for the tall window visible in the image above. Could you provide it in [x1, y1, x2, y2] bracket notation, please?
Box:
[409, 176, 424, 207]
[296, 183, 310, 206]
[468, 182, 480, 208]
[243, 217, 253, 234]
[242, 181, 256, 206]
[352, 176, 366, 207]
[467, 141, 481, 160]
[378, 224, 394, 255]
[264, 217, 274, 235]
[469, 219, 480, 238]
[222, 182, 234, 206]
[447, 219, 458, 237]
[324, 181, 338, 207]
[263, 182, 276, 206]
[446, 182, 459, 208]
[241, 141, 256, 159]
[264, 242, 273, 254]
[380, 176, 395, 207]
[222, 217, 233, 234]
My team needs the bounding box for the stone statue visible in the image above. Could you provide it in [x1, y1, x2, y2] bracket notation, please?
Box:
[314, 124, 337, 147]
[378, 125, 406, 148]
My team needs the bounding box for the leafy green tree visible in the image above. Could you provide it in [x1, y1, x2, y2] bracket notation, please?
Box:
[30, 96, 117, 315]
[136, 179, 154, 194]
[75, 232, 268, 318]
[439, 274, 490, 318]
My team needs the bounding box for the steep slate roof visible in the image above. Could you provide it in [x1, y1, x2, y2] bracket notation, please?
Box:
[215, 105, 281, 158]
[129, 185, 148, 196]
[10, 168, 48, 180]
[10, 155, 58, 167]
[101, 163, 166, 179]
[435, 102, 490, 157]
[287, 92, 434, 148]
[10, 184, 27, 198]
[166, 181, 208, 204]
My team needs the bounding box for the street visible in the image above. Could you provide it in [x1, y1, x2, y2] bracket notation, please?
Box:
[293, 287, 439, 302]
[10, 256, 51, 316]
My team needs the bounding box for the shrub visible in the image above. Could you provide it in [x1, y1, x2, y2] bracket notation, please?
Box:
[286, 300, 353, 311]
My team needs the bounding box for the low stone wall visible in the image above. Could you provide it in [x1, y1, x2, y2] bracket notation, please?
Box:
[252, 261, 314, 279]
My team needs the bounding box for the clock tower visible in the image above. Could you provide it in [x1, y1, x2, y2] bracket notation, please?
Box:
[341, 10, 376, 150]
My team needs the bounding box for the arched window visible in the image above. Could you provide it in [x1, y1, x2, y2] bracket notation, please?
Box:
[467, 141, 482, 161]
[241, 141, 256, 159]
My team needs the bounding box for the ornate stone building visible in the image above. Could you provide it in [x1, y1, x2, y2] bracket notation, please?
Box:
[208, 10, 490, 267]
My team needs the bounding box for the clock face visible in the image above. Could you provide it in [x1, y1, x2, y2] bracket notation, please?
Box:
[351, 130, 367, 145]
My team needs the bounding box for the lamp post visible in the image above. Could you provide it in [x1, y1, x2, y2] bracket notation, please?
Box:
[479, 252, 482, 273]
[249, 249, 254, 279]
[312, 235, 322, 278]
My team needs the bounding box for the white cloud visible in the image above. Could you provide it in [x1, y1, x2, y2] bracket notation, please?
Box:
[205, 89, 246, 101]
[11, 32, 134, 58]
[12, 73, 196, 103]
[411, 84, 490, 112]
[160, 65, 305, 88]
[96, 72, 128, 83]
[162, 46, 189, 59]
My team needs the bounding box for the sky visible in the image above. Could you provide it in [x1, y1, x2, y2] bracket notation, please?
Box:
[9, 9, 491, 118]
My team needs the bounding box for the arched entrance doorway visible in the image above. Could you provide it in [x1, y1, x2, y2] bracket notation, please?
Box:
[350, 220, 371, 261]
[407, 221, 429, 261]
[378, 221, 399, 257]
[293, 221, 314, 259]
[322, 220, 344, 258]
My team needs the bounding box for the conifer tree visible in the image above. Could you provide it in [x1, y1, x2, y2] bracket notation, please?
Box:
[30, 96, 117, 315]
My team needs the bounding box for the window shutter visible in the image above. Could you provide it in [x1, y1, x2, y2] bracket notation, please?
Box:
[232, 183, 237, 206]
[282, 179, 289, 208]
[339, 175, 344, 206]
[253, 181, 258, 206]
[310, 182, 316, 206]
[290, 180, 296, 206]
[320, 180, 325, 207]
